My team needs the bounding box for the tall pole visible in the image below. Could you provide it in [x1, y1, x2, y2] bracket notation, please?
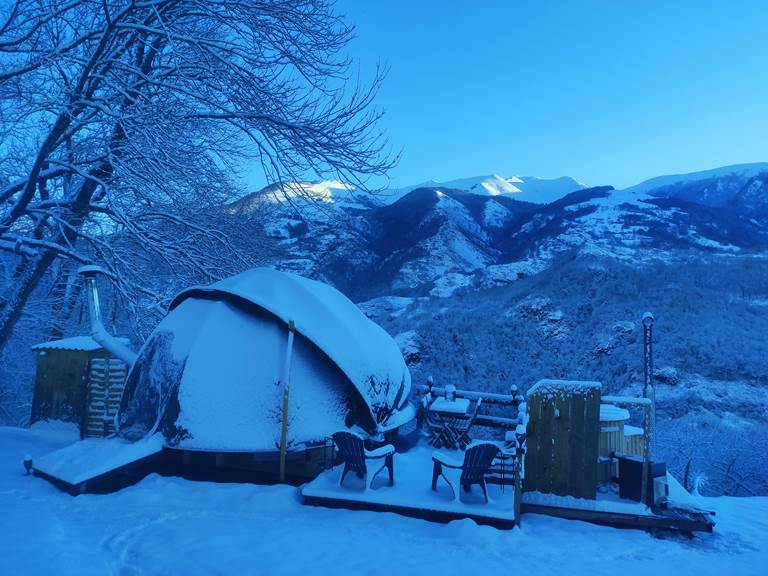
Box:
[642, 312, 655, 461]
[279, 320, 295, 483]
[641, 312, 655, 505]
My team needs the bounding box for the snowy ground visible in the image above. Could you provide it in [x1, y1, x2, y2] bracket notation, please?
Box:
[1, 425, 767, 576]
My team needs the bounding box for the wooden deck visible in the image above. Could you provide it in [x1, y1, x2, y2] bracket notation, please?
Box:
[521, 475, 715, 532]
[32, 434, 165, 494]
[301, 446, 518, 528]
[520, 502, 714, 532]
[302, 445, 715, 533]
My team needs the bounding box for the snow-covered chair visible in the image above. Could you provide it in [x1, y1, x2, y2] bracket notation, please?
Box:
[332, 431, 395, 490]
[431, 442, 500, 503]
[452, 397, 483, 449]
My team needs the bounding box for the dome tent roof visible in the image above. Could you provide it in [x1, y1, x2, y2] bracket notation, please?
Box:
[169, 268, 412, 416]
[118, 268, 412, 450]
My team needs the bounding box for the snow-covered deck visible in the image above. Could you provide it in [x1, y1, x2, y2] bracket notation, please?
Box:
[521, 474, 715, 532]
[302, 445, 518, 527]
[303, 442, 714, 532]
[33, 434, 164, 494]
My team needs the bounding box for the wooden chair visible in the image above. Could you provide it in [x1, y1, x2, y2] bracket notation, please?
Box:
[332, 431, 395, 490]
[424, 409, 453, 448]
[431, 442, 500, 503]
[452, 397, 483, 450]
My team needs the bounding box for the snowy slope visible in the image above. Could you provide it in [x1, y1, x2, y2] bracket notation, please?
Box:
[240, 180, 378, 209]
[622, 162, 768, 197]
[515, 175, 589, 204]
[385, 174, 585, 204]
[1, 425, 767, 576]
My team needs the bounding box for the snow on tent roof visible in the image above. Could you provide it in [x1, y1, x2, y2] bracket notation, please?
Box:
[170, 268, 412, 416]
[32, 336, 104, 352]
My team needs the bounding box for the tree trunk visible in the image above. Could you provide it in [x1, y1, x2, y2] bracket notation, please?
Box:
[47, 268, 84, 341]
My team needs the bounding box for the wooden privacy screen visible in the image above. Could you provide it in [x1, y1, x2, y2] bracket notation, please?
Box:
[84, 357, 128, 437]
[524, 380, 601, 500]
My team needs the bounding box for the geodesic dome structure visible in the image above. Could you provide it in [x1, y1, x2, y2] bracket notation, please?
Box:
[117, 268, 413, 451]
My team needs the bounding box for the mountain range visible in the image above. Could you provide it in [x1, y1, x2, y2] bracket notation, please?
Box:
[232, 162, 768, 301]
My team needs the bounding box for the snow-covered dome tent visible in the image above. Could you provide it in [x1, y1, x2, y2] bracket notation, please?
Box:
[117, 268, 414, 457]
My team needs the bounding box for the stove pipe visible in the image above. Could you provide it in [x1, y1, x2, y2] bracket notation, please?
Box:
[77, 265, 137, 366]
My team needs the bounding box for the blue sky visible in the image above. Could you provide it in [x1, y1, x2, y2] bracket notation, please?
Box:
[335, 0, 768, 189]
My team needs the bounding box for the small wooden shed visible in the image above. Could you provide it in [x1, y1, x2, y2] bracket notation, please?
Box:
[30, 336, 128, 438]
[524, 379, 601, 500]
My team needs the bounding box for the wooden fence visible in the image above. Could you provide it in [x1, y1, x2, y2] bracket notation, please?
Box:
[524, 380, 601, 500]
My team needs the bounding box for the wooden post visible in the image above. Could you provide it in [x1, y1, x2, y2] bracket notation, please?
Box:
[514, 446, 523, 527]
[279, 320, 296, 483]
[279, 386, 290, 482]
[641, 403, 651, 506]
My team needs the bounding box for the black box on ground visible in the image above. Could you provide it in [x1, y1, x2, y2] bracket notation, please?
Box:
[617, 454, 666, 503]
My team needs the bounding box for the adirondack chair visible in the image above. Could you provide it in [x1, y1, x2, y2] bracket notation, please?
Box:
[332, 431, 395, 490]
[431, 442, 500, 503]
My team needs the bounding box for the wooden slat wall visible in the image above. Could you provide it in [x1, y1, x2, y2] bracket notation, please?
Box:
[525, 384, 600, 499]
[582, 387, 600, 497]
[599, 421, 625, 457]
[538, 395, 554, 490]
[31, 350, 91, 429]
[623, 432, 645, 457]
[84, 357, 127, 438]
[569, 392, 586, 496]
[551, 393, 571, 496]
[524, 394, 540, 492]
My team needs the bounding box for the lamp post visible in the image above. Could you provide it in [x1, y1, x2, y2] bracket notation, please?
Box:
[642, 312, 655, 461]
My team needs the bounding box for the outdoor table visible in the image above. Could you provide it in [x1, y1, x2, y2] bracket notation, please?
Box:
[429, 397, 470, 416]
[427, 397, 472, 449]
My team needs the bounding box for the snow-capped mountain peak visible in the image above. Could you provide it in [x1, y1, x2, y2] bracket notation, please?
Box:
[385, 174, 586, 204]
[465, 174, 523, 196]
[259, 180, 356, 204]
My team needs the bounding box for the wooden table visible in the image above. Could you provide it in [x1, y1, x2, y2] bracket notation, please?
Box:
[430, 397, 470, 415]
[427, 397, 472, 449]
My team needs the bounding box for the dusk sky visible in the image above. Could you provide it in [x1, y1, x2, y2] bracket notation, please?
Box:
[336, 0, 768, 189]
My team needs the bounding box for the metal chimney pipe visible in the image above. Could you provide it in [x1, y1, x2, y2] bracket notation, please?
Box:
[77, 265, 137, 366]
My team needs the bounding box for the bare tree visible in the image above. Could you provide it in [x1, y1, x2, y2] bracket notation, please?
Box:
[0, 0, 395, 353]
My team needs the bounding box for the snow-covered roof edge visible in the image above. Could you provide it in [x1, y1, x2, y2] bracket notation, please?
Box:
[599, 404, 630, 422]
[169, 268, 413, 429]
[32, 335, 128, 352]
[527, 379, 602, 398]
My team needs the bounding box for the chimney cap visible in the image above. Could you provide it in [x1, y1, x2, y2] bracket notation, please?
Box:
[77, 265, 105, 277]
